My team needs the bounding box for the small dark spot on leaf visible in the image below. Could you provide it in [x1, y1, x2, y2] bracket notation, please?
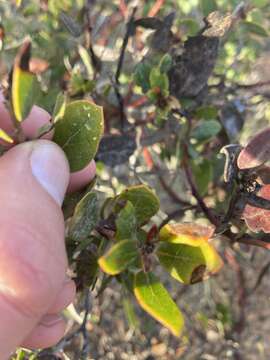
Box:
[190, 264, 207, 284]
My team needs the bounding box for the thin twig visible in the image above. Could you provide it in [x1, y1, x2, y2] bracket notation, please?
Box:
[225, 249, 247, 334]
[159, 206, 195, 230]
[80, 289, 92, 359]
[84, 0, 101, 73]
[114, 6, 137, 129]
[46, 289, 92, 356]
[119, 0, 128, 18]
[250, 260, 270, 294]
[234, 79, 270, 90]
[115, 7, 137, 84]
[222, 230, 270, 250]
[148, 0, 165, 17]
[182, 146, 220, 227]
[154, 162, 192, 207]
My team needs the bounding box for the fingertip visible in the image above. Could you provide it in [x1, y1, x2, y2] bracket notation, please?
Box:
[30, 140, 70, 205]
[0, 90, 53, 141]
[22, 106, 54, 140]
[48, 279, 76, 314]
[68, 160, 96, 193]
[21, 315, 66, 350]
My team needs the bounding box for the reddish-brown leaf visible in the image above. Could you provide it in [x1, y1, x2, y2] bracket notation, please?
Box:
[242, 184, 270, 232]
[257, 165, 270, 185]
[29, 57, 49, 74]
[237, 127, 270, 170]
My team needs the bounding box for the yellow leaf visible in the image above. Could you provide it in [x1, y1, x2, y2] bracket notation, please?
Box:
[159, 223, 215, 246]
[0, 128, 13, 144]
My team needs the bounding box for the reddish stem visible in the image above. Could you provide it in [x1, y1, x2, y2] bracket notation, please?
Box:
[148, 0, 165, 17]
[143, 147, 154, 170]
[119, 0, 128, 18]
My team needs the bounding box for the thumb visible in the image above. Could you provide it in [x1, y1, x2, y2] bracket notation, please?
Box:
[0, 140, 70, 359]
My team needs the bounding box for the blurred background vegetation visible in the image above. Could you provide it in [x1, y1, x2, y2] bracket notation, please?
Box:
[1, 0, 270, 359]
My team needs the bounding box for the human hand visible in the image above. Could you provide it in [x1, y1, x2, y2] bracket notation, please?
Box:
[0, 101, 96, 359]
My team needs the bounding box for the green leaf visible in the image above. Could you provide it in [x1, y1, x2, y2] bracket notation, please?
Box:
[134, 271, 184, 336]
[179, 18, 200, 37]
[53, 100, 104, 172]
[149, 67, 169, 94]
[100, 197, 117, 220]
[241, 21, 268, 37]
[200, 0, 217, 16]
[116, 201, 137, 241]
[191, 159, 213, 195]
[159, 54, 172, 74]
[118, 185, 160, 225]
[62, 176, 97, 220]
[52, 92, 67, 123]
[12, 41, 39, 122]
[195, 105, 218, 120]
[123, 297, 139, 329]
[157, 241, 223, 285]
[14, 349, 26, 360]
[134, 62, 151, 93]
[98, 240, 139, 275]
[68, 192, 99, 242]
[250, 0, 268, 8]
[191, 120, 222, 143]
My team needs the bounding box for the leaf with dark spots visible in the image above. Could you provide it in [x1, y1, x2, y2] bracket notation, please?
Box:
[96, 134, 136, 167]
[157, 241, 223, 284]
[169, 35, 219, 99]
[169, 11, 233, 100]
[237, 128, 270, 170]
[75, 242, 99, 290]
[53, 100, 104, 172]
[149, 13, 176, 53]
[68, 192, 99, 242]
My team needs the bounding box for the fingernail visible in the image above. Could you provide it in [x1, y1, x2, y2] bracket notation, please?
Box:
[40, 314, 63, 327]
[30, 141, 70, 205]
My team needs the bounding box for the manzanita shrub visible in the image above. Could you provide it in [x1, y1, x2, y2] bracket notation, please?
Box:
[0, 39, 226, 339]
[2, 0, 270, 358]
